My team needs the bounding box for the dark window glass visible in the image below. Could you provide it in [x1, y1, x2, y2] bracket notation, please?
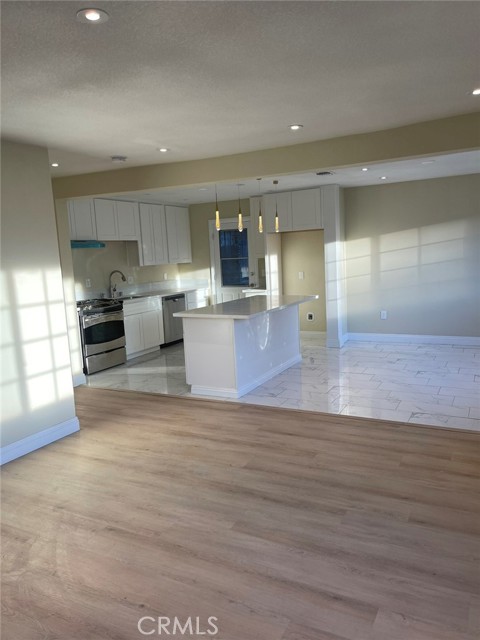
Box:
[219, 229, 249, 286]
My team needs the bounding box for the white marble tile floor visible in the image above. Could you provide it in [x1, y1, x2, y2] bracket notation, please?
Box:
[84, 334, 480, 432]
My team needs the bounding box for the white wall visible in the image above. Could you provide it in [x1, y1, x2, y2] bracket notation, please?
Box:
[344, 174, 480, 338]
[1, 140, 79, 463]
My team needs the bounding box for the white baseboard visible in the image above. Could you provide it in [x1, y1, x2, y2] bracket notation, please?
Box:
[346, 333, 480, 346]
[300, 331, 326, 337]
[0, 417, 80, 465]
[73, 372, 86, 387]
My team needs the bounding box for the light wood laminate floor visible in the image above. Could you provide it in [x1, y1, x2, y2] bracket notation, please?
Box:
[2, 387, 479, 639]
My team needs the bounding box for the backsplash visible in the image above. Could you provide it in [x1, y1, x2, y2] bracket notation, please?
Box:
[72, 240, 195, 300]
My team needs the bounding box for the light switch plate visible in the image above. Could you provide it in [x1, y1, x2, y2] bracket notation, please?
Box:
[298, 271, 305, 280]
[85, 278, 91, 288]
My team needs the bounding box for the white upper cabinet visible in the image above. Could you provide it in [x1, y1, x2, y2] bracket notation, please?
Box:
[139, 203, 168, 266]
[165, 206, 192, 263]
[94, 199, 140, 241]
[291, 188, 323, 230]
[115, 201, 141, 240]
[263, 192, 293, 233]
[249, 197, 266, 257]
[68, 199, 97, 240]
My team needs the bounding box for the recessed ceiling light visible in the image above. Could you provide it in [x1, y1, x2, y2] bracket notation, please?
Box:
[51, 162, 59, 167]
[199, 188, 207, 191]
[289, 124, 303, 131]
[421, 160, 435, 165]
[111, 155, 127, 163]
[472, 88, 480, 95]
[362, 167, 368, 172]
[158, 148, 168, 153]
[76, 8, 109, 24]
[380, 176, 387, 180]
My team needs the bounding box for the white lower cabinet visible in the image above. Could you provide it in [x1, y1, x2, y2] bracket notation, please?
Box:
[124, 314, 144, 356]
[123, 296, 164, 358]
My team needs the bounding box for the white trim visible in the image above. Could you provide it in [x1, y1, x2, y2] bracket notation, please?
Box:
[127, 346, 159, 360]
[300, 330, 326, 337]
[0, 417, 80, 465]
[73, 372, 86, 387]
[346, 333, 480, 346]
[191, 354, 302, 399]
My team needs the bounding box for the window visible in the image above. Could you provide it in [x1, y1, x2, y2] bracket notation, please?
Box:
[219, 229, 249, 286]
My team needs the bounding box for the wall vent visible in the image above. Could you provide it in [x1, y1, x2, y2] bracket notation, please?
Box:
[316, 171, 333, 176]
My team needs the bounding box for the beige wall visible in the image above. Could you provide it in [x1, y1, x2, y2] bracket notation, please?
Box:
[344, 173, 480, 337]
[51, 113, 480, 200]
[70, 240, 179, 298]
[178, 198, 251, 285]
[1, 140, 77, 453]
[54, 198, 84, 383]
[281, 231, 326, 331]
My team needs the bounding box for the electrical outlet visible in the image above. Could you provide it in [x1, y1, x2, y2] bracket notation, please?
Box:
[85, 278, 91, 288]
[307, 312, 314, 321]
[127, 276, 134, 284]
[298, 271, 305, 280]
[380, 310, 388, 320]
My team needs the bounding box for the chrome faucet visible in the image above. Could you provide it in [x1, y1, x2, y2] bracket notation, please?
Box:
[109, 270, 126, 298]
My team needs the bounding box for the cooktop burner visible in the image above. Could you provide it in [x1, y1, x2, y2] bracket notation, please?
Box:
[77, 298, 123, 315]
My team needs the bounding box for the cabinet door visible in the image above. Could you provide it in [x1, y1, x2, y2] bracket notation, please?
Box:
[151, 205, 169, 264]
[249, 197, 266, 257]
[141, 310, 161, 350]
[139, 204, 155, 266]
[94, 199, 118, 240]
[124, 314, 143, 356]
[263, 192, 292, 233]
[139, 204, 168, 265]
[116, 201, 140, 240]
[291, 188, 322, 230]
[176, 207, 192, 262]
[68, 200, 96, 240]
[165, 206, 192, 263]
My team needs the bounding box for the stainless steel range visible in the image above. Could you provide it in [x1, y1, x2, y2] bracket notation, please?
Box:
[77, 298, 126, 375]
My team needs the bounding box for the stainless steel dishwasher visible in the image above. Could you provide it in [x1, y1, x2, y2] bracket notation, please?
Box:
[162, 293, 186, 343]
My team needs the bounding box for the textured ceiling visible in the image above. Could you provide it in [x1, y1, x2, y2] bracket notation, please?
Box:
[2, 0, 479, 181]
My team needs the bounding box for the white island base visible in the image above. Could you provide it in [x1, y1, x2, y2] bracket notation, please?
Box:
[176, 295, 315, 398]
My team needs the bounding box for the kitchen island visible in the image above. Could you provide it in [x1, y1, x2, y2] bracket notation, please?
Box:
[174, 294, 316, 398]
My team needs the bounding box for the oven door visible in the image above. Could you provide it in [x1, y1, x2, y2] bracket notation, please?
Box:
[81, 311, 126, 357]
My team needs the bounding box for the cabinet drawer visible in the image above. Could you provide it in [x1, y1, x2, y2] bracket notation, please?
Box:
[123, 296, 162, 316]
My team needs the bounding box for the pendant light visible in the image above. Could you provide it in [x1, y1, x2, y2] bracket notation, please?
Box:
[237, 184, 244, 232]
[273, 179, 280, 233]
[257, 178, 263, 233]
[214, 185, 221, 231]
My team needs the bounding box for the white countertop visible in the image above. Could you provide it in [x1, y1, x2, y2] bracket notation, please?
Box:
[174, 294, 317, 320]
[118, 288, 199, 301]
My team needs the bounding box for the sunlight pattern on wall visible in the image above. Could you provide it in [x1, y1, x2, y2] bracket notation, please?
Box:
[1, 267, 74, 429]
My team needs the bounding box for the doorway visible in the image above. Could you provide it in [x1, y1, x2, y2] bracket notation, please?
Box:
[281, 230, 326, 331]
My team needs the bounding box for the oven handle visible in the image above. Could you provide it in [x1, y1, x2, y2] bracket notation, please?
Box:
[82, 311, 124, 328]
